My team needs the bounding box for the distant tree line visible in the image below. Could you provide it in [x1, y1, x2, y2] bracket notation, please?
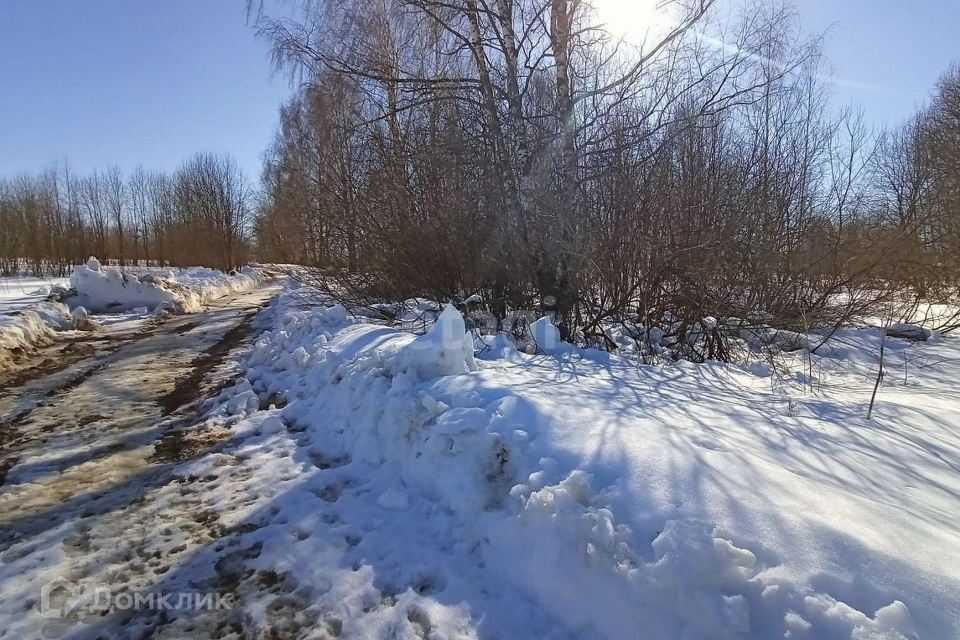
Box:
[0, 152, 252, 276]
[249, 0, 960, 355]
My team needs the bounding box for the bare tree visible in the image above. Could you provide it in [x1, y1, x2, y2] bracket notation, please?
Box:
[128, 165, 152, 264]
[104, 166, 126, 265]
[173, 153, 252, 271]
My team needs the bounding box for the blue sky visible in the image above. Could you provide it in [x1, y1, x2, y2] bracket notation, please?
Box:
[0, 0, 957, 181]
[0, 0, 289, 180]
[790, 0, 959, 125]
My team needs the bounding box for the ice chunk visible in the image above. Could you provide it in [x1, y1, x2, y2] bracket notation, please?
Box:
[70, 306, 88, 322]
[394, 304, 478, 378]
[258, 415, 286, 435]
[529, 315, 571, 355]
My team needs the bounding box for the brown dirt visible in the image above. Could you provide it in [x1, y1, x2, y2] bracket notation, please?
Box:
[0, 341, 95, 391]
[151, 426, 233, 464]
[157, 313, 257, 416]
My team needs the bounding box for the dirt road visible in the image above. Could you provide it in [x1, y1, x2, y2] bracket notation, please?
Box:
[0, 281, 283, 639]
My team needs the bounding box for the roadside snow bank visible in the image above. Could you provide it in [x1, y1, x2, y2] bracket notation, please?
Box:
[0, 300, 75, 372]
[211, 287, 934, 640]
[69, 257, 262, 313]
[0, 301, 74, 352]
[69, 258, 178, 313]
[497, 472, 917, 640]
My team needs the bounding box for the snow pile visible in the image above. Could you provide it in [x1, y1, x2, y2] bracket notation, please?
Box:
[0, 300, 74, 362]
[0, 275, 75, 366]
[498, 472, 917, 639]
[69, 257, 262, 314]
[69, 305, 97, 332]
[184, 285, 948, 639]
[69, 258, 179, 313]
[477, 331, 523, 361]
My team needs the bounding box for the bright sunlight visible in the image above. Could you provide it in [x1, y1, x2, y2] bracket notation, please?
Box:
[589, 0, 674, 42]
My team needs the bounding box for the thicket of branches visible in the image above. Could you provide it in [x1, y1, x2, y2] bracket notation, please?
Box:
[0, 152, 252, 276]
[250, 0, 960, 357]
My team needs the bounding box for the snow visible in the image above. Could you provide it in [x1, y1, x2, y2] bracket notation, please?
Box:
[68, 259, 178, 313]
[388, 303, 479, 377]
[0, 282, 285, 639]
[885, 323, 934, 341]
[0, 300, 74, 354]
[0, 275, 70, 312]
[477, 331, 523, 361]
[529, 315, 570, 355]
[69, 257, 262, 314]
[0, 280, 76, 370]
[2, 280, 957, 638]
[377, 487, 411, 510]
[96, 284, 950, 639]
[0, 258, 264, 371]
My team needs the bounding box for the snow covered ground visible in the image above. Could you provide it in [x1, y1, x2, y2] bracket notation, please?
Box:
[0, 276, 71, 313]
[206, 290, 955, 639]
[4, 280, 954, 639]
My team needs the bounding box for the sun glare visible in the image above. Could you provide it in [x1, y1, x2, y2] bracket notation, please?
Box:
[590, 0, 672, 43]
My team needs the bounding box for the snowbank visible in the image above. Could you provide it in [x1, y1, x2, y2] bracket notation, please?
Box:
[68, 258, 178, 313]
[0, 300, 75, 372]
[198, 286, 947, 639]
[0, 275, 74, 366]
[69, 257, 262, 314]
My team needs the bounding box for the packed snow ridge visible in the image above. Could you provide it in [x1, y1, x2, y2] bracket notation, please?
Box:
[147, 283, 953, 639]
[69, 256, 261, 314]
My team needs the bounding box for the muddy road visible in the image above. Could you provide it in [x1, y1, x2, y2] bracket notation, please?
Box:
[0, 280, 281, 554]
